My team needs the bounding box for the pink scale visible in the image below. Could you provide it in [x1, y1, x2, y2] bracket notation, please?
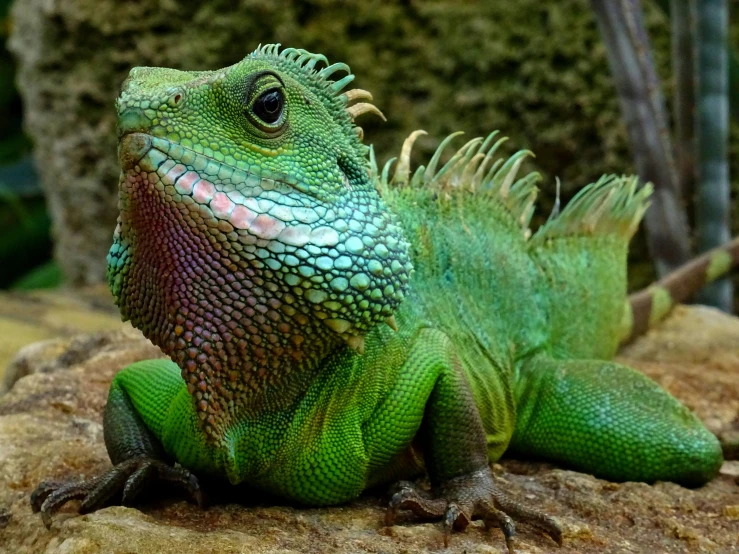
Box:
[250, 214, 285, 240]
[230, 205, 258, 229]
[193, 180, 216, 203]
[210, 192, 235, 219]
[162, 163, 187, 185]
[175, 171, 200, 195]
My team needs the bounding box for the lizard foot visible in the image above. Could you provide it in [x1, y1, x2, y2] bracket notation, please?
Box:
[30, 457, 202, 528]
[385, 468, 561, 552]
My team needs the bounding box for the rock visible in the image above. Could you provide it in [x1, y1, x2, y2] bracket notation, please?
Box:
[1, 327, 161, 396]
[0, 304, 737, 553]
[0, 288, 125, 388]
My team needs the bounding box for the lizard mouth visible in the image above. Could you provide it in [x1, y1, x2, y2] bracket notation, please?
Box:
[117, 133, 339, 246]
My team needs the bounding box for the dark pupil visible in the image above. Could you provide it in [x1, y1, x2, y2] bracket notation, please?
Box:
[254, 90, 283, 124]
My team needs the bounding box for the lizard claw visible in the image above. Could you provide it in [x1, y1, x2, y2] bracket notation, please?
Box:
[385, 467, 561, 552]
[442, 502, 469, 547]
[30, 457, 202, 527]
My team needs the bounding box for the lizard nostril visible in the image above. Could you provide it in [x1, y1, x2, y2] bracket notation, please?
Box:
[167, 88, 185, 108]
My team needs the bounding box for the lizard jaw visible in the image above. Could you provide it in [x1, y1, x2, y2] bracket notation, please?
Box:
[114, 133, 412, 335]
[111, 133, 412, 358]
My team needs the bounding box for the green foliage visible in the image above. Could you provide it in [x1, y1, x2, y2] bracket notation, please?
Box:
[11, 261, 62, 290]
[0, 0, 28, 163]
[0, 0, 52, 288]
[0, 184, 54, 288]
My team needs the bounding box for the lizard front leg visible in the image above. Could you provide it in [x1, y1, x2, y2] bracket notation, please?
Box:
[383, 330, 561, 551]
[31, 360, 202, 526]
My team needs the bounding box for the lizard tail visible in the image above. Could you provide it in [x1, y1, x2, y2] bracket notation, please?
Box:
[620, 236, 739, 344]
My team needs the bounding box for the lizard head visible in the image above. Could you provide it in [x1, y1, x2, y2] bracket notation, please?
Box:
[107, 46, 412, 425]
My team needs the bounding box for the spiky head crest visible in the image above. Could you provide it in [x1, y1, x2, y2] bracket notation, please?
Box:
[248, 44, 385, 160]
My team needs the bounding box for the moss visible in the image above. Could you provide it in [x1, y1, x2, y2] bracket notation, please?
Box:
[8, 0, 739, 293]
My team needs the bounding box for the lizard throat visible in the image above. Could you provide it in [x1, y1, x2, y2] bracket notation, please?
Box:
[108, 134, 412, 440]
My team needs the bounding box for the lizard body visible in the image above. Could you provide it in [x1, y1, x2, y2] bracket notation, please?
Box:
[32, 45, 737, 551]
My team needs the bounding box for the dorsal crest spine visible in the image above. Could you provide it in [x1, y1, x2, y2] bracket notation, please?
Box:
[373, 130, 541, 233]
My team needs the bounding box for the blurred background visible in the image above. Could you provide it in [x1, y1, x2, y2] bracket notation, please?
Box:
[0, 0, 737, 308]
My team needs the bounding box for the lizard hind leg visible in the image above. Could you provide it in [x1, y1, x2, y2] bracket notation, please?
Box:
[510, 356, 723, 486]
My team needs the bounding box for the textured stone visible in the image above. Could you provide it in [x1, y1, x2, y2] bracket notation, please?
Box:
[0, 288, 125, 389]
[0, 304, 737, 553]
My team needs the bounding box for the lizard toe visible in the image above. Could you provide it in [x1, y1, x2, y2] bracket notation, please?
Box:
[386, 467, 561, 551]
[31, 457, 202, 527]
[30, 480, 67, 514]
[385, 480, 445, 527]
[442, 502, 471, 547]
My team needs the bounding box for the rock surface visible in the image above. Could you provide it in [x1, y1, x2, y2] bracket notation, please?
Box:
[0, 304, 738, 554]
[0, 287, 125, 388]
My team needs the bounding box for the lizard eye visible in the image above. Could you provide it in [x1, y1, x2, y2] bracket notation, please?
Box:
[252, 89, 284, 125]
[243, 71, 288, 136]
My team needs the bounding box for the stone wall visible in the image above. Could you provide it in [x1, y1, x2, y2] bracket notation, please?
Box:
[8, 0, 738, 285]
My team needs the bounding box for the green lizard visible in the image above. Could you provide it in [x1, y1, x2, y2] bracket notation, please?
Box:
[31, 45, 739, 551]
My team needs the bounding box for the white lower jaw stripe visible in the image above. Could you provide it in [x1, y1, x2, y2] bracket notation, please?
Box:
[131, 146, 340, 250]
[147, 136, 300, 188]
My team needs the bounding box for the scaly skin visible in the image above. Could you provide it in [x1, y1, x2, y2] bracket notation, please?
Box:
[32, 45, 732, 551]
